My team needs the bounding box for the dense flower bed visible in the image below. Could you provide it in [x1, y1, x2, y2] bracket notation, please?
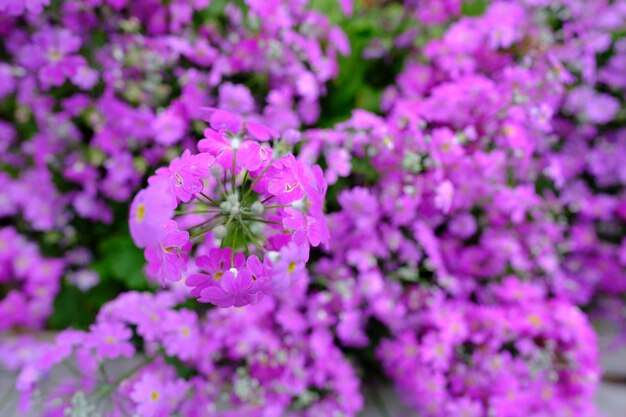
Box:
[1, 0, 625, 416]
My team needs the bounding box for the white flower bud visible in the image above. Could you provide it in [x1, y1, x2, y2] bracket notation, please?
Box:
[231, 136, 241, 150]
[229, 202, 241, 216]
[249, 222, 264, 236]
[267, 251, 280, 263]
[213, 225, 227, 239]
[220, 201, 231, 212]
[250, 201, 264, 216]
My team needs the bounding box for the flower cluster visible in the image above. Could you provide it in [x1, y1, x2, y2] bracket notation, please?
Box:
[129, 109, 329, 306]
[0, 227, 63, 331]
[14, 289, 362, 417]
[378, 280, 600, 417]
[1, 0, 626, 416]
[0, 0, 347, 324]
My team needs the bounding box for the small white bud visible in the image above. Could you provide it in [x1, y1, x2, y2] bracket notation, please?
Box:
[251, 201, 264, 216]
[231, 137, 242, 150]
[249, 222, 264, 236]
[267, 251, 280, 263]
[213, 225, 227, 239]
[220, 201, 231, 212]
[227, 193, 239, 204]
[229, 202, 241, 216]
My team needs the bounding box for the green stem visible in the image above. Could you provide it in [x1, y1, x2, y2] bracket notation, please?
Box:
[260, 195, 275, 204]
[187, 214, 222, 231]
[246, 218, 283, 226]
[230, 226, 237, 267]
[176, 209, 222, 215]
[242, 162, 272, 202]
[199, 192, 220, 207]
[241, 169, 249, 189]
[190, 222, 221, 239]
[264, 204, 290, 209]
[237, 217, 265, 252]
[231, 149, 237, 193]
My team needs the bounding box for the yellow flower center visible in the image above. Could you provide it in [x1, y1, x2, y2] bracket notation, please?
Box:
[287, 262, 296, 274]
[150, 391, 160, 401]
[105, 336, 116, 344]
[48, 49, 62, 62]
[528, 314, 542, 328]
[136, 203, 146, 221]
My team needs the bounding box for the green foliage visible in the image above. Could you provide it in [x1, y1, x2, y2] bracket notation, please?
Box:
[49, 208, 151, 330]
[46, 0, 414, 329]
[92, 233, 150, 291]
[314, 0, 413, 126]
[462, 0, 490, 16]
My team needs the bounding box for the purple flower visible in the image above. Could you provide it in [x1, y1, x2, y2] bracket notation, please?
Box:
[218, 82, 255, 114]
[153, 107, 186, 145]
[198, 268, 256, 307]
[271, 243, 309, 292]
[87, 322, 134, 360]
[129, 180, 176, 248]
[130, 373, 188, 417]
[0, 0, 50, 16]
[18, 28, 82, 89]
[145, 221, 190, 285]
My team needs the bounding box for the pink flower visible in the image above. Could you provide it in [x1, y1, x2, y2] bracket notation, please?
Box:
[198, 128, 238, 169]
[271, 243, 309, 292]
[145, 221, 190, 285]
[434, 180, 454, 214]
[198, 268, 256, 307]
[131, 373, 188, 417]
[18, 28, 82, 89]
[161, 309, 200, 361]
[186, 248, 245, 297]
[238, 140, 273, 171]
[154, 150, 214, 202]
[153, 107, 186, 145]
[282, 208, 325, 247]
[247, 255, 273, 297]
[261, 155, 304, 203]
[129, 181, 176, 248]
[0, 0, 50, 15]
[87, 322, 134, 360]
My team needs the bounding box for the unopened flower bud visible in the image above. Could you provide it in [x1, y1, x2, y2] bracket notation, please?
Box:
[267, 251, 280, 263]
[249, 222, 264, 236]
[251, 201, 264, 216]
[213, 225, 227, 239]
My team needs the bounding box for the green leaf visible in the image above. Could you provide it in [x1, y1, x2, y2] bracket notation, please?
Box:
[94, 234, 150, 291]
[462, 0, 490, 16]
